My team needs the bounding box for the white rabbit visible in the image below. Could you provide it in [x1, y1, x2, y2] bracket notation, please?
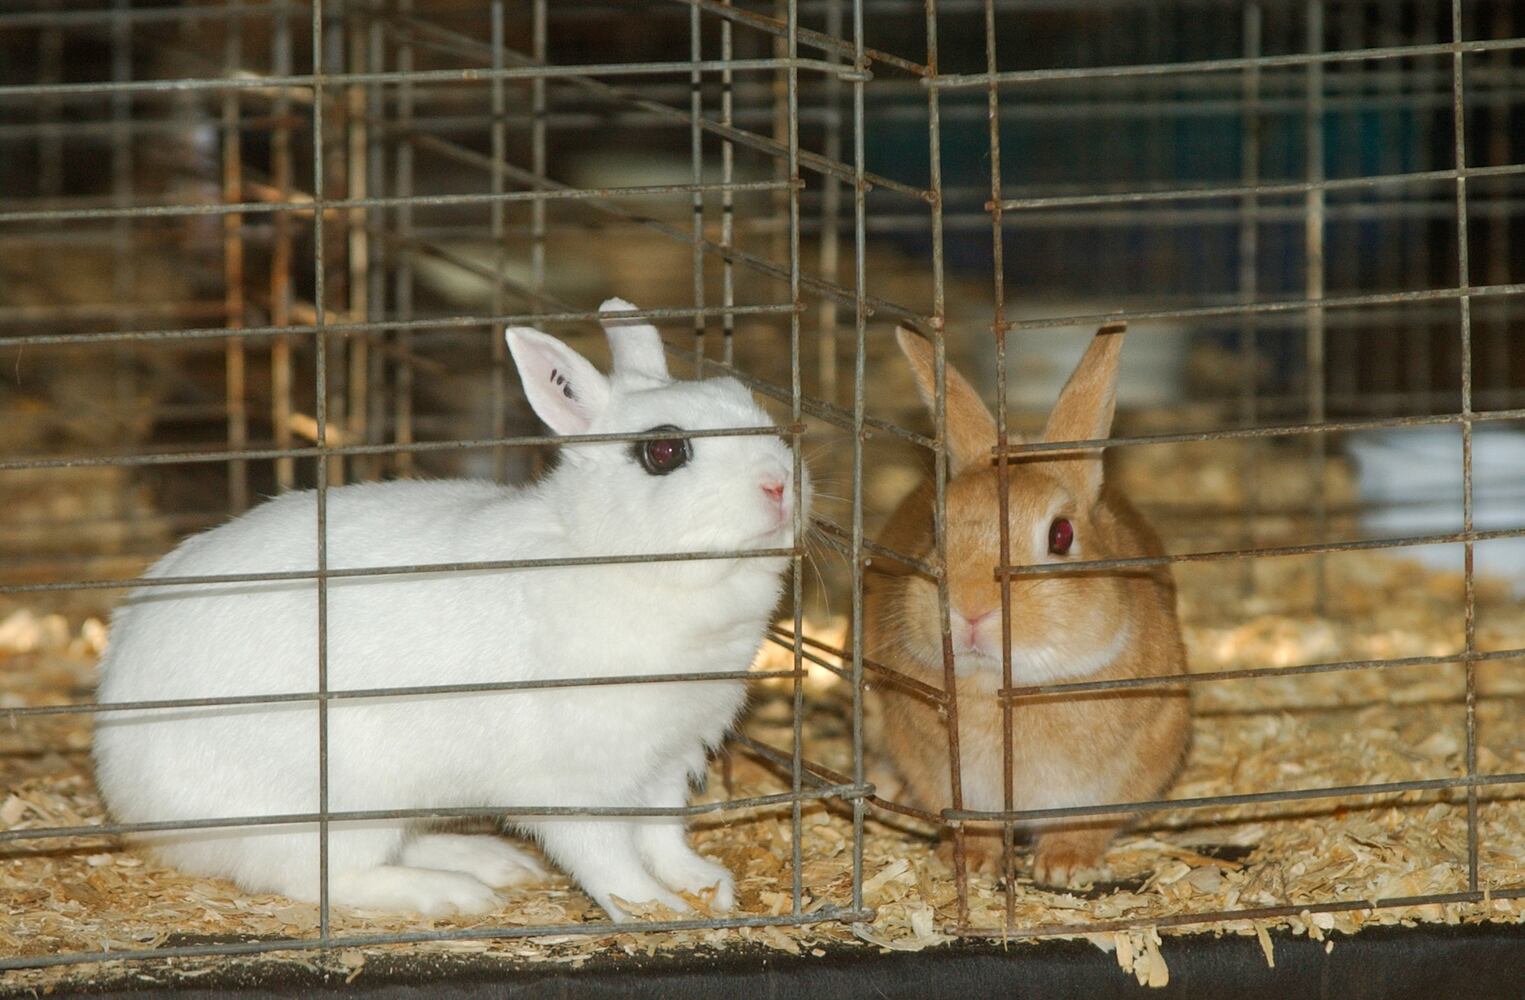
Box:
[93, 298, 808, 920]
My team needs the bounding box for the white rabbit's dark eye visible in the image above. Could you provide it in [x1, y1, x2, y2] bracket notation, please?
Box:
[1048, 518, 1074, 555]
[633, 425, 691, 476]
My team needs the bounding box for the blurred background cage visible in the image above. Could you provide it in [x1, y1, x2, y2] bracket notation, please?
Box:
[3, 0, 1525, 991]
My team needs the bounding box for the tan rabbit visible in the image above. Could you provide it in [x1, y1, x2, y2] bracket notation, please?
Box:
[865, 323, 1189, 887]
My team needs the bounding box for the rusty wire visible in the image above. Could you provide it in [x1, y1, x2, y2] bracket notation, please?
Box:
[1, 0, 1524, 971]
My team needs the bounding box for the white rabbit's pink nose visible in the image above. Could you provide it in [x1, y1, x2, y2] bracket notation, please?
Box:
[761, 479, 786, 506]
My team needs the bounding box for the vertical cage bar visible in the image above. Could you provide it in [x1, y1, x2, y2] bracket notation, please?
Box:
[36, 0, 64, 198]
[530, 0, 548, 315]
[1237, 2, 1262, 596]
[223, 12, 249, 512]
[110, 0, 136, 454]
[311, 0, 333, 940]
[770, 0, 788, 269]
[323, 8, 348, 490]
[1142, 6, 1167, 316]
[490, 1, 510, 479]
[1484, 2, 1512, 399]
[1374, 1, 1404, 415]
[1406, 7, 1437, 406]
[272, 0, 296, 491]
[394, 0, 416, 478]
[1449, 0, 1479, 895]
[1328, 0, 1363, 412]
[818, 0, 842, 403]
[345, 8, 371, 482]
[786, 0, 807, 917]
[925, 0, 969, 932]
[365, 10, 388, 472]
[109, 2, 132, 275]
[720, 1, 736, 367]
[848, 0, 867, 917]
[983, 0, 1017, 930]
[1304, 0, 1328, 611]
[690, 0, 707, 373]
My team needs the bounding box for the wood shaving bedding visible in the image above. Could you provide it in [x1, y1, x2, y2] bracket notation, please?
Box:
[3, 547, 1523, 993]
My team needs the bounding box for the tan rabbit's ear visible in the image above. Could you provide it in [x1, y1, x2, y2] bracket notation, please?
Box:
[1040, 322, 1126, 505]
[895, 326, 998, 475]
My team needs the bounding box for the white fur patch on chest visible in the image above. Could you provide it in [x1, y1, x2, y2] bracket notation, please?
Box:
[958, 741, 1128, 824]
[962, 617, 1133, 690]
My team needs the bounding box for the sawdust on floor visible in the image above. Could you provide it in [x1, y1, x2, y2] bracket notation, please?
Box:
[3, 549, 1524, 992]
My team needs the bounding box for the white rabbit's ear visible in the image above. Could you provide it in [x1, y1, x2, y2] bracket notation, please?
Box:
[505, 327, 611, 435]
[598, 297, 670, 383]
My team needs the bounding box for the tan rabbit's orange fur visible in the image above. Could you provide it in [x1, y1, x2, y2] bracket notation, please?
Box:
[866, 325, 1190, 886]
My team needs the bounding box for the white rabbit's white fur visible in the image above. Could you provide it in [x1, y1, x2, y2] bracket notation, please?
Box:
[93, 298, 806, 921]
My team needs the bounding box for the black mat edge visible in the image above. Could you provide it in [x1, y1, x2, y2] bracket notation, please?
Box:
[6, 921, 1523, 999]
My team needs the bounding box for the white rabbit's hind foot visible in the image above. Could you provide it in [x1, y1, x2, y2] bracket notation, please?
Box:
[329, 866, 502, 917]
[399, 833, 547, 888]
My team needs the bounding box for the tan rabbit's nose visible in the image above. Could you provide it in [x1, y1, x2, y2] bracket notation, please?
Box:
[953, 608, 997, 651]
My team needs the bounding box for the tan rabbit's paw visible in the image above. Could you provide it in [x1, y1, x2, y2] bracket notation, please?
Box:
[937, 833, 1009, 877]
[1032, 836, 1112, 889]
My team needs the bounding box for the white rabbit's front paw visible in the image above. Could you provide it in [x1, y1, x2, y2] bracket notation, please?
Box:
[586, 877, 690, 923]
[400, 834, 546, 888]
[331, 866, 502, 917]
[647, 850, 736, 911]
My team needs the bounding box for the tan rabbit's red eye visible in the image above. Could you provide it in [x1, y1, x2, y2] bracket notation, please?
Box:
[1048, 518, 1074, 555]
[632, 425, 691, 476]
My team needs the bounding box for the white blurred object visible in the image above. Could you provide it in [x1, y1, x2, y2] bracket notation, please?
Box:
[1348, 426, 1525, 594]
[562, 148, 768, 192]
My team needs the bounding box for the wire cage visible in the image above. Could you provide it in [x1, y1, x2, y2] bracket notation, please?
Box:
[2, 0, 1525, 989]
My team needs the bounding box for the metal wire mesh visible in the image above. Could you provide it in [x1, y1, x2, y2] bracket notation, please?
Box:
[1, 0, 1523, 973]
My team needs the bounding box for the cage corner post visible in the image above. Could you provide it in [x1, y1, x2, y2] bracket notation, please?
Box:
[310, 0, 335, 944]
[222, 6, 249, 513]
[917, 0, 973, 935]
[847, 0, 870, 922]
[785, 0, 808, 920]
